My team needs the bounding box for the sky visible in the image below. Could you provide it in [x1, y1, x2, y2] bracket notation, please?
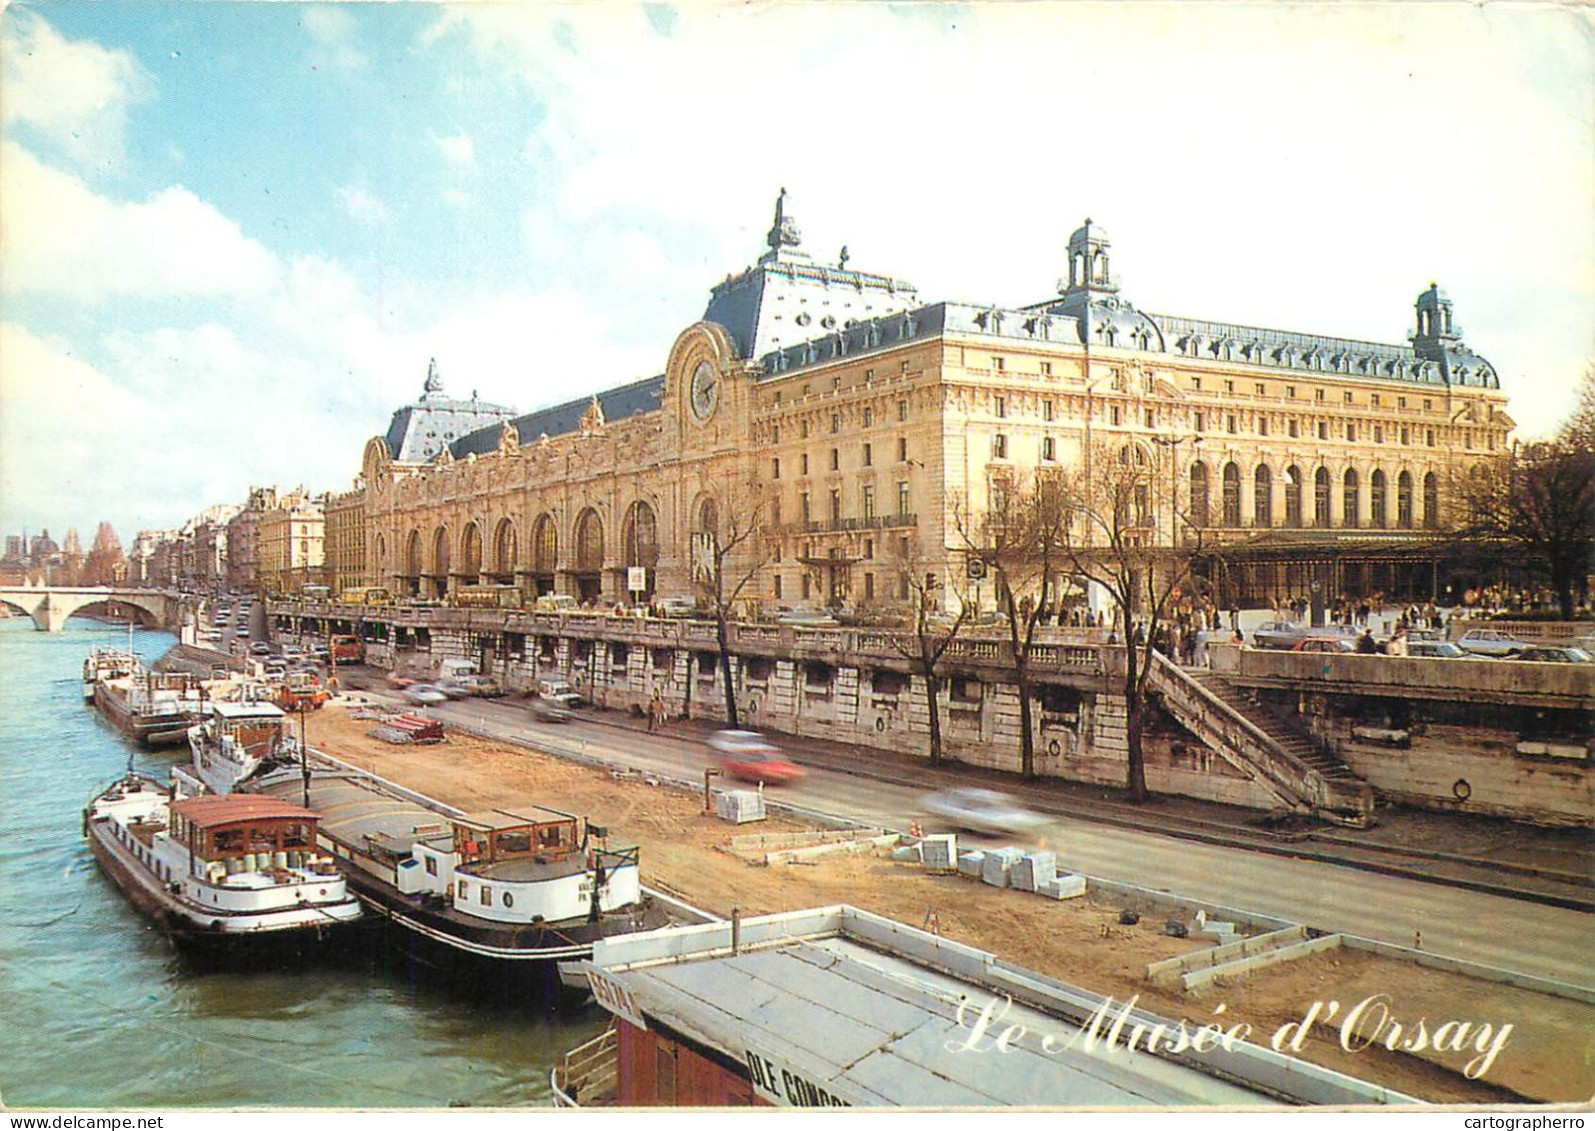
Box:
[2, 1, 1591, 545]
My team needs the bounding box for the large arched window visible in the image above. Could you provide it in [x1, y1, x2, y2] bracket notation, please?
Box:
[1254, 464, 1272, 527]
[430, 527, 451, 597]
[1284, 465, 1303, 528]
[1189, 462, 1210, 527]
[459, 522, 483, 580]
[573, 508, 604, 572]
[1397, 470, 1414, 529]
[1222, 463, 1241, 527]
[1314, 467, 1331, 527]
[532, 513, 558, 575]
[492, 519, 518, 580]
[404, 529, 422, 594]
[622, 501, 659, 570]
[1422, 472, 1439, 530]
[697, 496, 719, 542]
[1370, 470, 1387, 529]
[1342, 469, 1360, 529]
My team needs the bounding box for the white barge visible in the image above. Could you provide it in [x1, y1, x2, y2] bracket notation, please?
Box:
[83, 774, 362, 961]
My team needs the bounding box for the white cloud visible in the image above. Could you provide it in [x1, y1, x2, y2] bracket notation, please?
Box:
[1, 10, 152, 172]
[1, 142, 280, 300]
[337, 183, 391, 227]
[431, 131, 476, 170]
[302, 5, 368, 72]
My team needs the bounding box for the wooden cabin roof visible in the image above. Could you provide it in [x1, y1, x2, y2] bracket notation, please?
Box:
[169, 794, 317, 829]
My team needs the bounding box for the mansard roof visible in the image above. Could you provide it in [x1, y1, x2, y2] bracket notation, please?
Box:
[448, 375, 665, 458]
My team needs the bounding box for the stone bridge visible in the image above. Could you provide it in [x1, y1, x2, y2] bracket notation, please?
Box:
[0, 585, 185, 632]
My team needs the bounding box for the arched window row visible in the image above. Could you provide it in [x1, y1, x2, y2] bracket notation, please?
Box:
[1187, 462, 1446, 531]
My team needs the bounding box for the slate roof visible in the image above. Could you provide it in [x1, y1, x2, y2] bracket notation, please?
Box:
[448, 376, 665, 458]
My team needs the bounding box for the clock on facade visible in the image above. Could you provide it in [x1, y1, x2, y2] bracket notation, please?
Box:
[689, 360, 719, 422]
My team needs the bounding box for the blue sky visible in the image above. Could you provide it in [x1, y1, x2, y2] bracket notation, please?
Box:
[3, 1, 1591, 546]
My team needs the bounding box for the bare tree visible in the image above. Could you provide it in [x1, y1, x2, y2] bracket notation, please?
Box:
[1451, 372, 1595, 619]
[951, 469, 1073, 779]
[886, 535, 971, 766]
[1054, 441, 1205, 802]
[690, 477, 779, 727]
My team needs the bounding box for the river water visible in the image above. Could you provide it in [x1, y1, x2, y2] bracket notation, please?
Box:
[0, 617, 605, 1108]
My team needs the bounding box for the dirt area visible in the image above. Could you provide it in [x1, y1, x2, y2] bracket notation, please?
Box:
[309, 701, 1592, 1105]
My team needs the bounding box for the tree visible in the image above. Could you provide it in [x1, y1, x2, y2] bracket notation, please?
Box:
[82, 522, 126, 587]
[1453, 367, 1595, 619]
[689, 477, 778, 727]
[1054, 440, 1205, 802]
[952, 468, 1073, 780]
[887, 535, 971, 766]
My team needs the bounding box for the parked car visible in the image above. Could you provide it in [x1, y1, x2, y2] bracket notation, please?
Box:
[1456, 629, 1527, 658]
[249, 641, 271, 655]
[527, 699, 572, 723]
[1513, 646, 1594, 664]
[1407, 640, 1471, 659]
[1292, 637, 1357, 654]
[655, 596, 698, 618]
[1251, 621, 1311, 650]
[536, 679, 581, 708]
[453, 673, 504, 697]
[708, 731, 804, 786]
[403, 683, 449, 706]
[921, 788, 1049, 837]
[435, 678, 472, 699]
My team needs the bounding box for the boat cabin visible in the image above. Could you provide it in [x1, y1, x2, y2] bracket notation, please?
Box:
[453, 807, 580, 867]
[167, 794, 323, 874]
[206, 700, 286, 755]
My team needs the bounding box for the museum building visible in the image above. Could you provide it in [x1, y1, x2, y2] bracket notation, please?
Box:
[357, 192, 1512, 611]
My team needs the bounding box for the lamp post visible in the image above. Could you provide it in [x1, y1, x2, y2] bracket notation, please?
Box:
[1149, 434, 1202, 550]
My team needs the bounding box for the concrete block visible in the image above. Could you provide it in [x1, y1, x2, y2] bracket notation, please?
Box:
[891, 845, 922, 863]
[1011, 851, 1057, 893]
[1195, 921, 1237, 940]
[920, 834, 958, 873]
[957, 851, 987, 878]
[1035, 873, 1088, 900]
[981, 846, 1024, 888]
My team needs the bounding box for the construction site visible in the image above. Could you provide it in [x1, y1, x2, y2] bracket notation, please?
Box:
[305, 696, 1592, 1107]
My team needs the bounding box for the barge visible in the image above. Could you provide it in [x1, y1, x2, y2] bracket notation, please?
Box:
[83, 773, 362, 962]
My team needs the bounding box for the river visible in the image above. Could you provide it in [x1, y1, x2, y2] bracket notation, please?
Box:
[0, 616, 605, 1108]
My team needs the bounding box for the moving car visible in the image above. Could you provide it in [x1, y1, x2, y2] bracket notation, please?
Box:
[1456, 629, 1527, 658]
[1250, 621, 1310, 650]
[435, 679, 472, 700]
[453, 673, 504, 697]
[402, 683, 449, 706]
[527, 699, 572, 723]
[655, 596, 698, 618]
[921, 788, 1048, 837]
[708, 731, 804, 786]
[385, 671, 416, 690]
[1513, 646, 1593, 663]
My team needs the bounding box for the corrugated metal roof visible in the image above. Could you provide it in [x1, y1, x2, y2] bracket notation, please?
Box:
[615, 934, 1268, 1106]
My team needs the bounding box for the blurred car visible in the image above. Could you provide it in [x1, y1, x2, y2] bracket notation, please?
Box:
[527, 699, 572, 723]
[655, 596, 698, 618]
[1407, 640, 1471, 659]
[1513, 646, 1594, 663]
[707, 731, 804, 785]
[435, 678, 472, 699]
[403, 683, 449, 706]
[1456, 629, 1527, 658]
[708, 730, 777, 757]
[385, 671, 416, 690]
[1292, 637, 1357, 654]
[922, 788, 1049, 836]
[263, 660, 288, 678]
[249, 641, 271, 655]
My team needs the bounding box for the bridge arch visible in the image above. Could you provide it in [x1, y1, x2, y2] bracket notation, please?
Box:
[0, 587, 176, 632]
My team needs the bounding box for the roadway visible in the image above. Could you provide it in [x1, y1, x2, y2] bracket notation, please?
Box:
[336, 686, 1594, 992]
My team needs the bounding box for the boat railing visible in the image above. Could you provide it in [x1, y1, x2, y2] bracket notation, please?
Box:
[550, 1023, 617, 1108]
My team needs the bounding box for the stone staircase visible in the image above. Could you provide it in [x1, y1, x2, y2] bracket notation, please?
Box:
[1146, 653, 1376, 827]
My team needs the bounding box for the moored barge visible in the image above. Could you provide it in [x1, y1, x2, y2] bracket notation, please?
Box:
[92, 666, 208, 747]
[83, 774, 362, 961]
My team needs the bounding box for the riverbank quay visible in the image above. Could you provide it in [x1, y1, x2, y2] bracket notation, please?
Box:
[298, 695, 1594, 1104]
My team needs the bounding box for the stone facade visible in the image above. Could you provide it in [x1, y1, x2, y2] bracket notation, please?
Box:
[257, 488, 325, 596]
[226, 487, 278, 593]
[324, 484, 366, 597]
[353, 196, 1510, 615]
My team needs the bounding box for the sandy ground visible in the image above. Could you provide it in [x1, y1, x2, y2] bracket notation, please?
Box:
[309, 702, 1592, 1105]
